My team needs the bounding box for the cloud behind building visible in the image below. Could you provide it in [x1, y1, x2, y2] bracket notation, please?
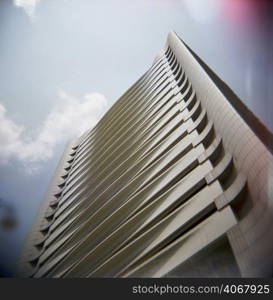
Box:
[0, 90, 107, 173]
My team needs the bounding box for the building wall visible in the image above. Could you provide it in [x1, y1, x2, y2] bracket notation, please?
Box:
[167, 32, 273, 276]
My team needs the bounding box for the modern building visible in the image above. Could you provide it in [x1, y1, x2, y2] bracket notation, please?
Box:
[19, 31, 273, 278]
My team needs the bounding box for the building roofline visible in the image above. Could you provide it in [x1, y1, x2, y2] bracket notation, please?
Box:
[170, 31, 273, 155]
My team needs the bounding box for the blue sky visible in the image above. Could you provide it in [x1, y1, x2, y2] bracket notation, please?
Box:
[0, 0, 272, 276]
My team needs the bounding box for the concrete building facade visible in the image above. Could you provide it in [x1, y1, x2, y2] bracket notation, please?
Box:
[19, 32, 273, 278]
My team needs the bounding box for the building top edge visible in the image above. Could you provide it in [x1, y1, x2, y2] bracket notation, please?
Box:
[167, 31, 273, 155]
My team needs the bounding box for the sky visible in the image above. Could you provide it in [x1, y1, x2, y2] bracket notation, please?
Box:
[0, 0, 272, 276]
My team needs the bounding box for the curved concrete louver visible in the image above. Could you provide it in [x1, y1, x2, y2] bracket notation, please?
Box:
[18, 31, 273, 278]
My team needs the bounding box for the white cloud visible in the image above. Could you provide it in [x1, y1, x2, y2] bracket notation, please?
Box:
[0, 90, 108, 173]
[13, 0, 41, 19]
